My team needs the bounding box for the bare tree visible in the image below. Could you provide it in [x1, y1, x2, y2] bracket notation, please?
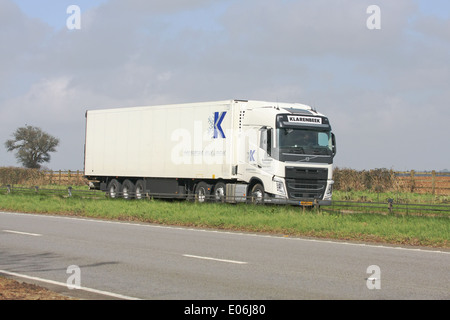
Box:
[5, 125, 60, 169]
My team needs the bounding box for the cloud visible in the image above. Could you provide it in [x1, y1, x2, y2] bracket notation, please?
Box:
[1, 0, 449, 170]
[0, 1, 52, 98]
[220, 0, 416, 58]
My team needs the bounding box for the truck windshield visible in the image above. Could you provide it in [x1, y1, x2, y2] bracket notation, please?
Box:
[277, 128, 333, 155]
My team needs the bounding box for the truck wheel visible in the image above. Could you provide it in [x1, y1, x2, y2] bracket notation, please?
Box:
[213, 182, 226, 202]
[121, 179, 135, 200]
[135, 180, 145, 200]
[107, 179, 121, 199]
[195, 182, 210, 203]
[250, 183, 265, 204]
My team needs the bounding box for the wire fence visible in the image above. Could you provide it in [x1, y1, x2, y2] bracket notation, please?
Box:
[0, 185, 103, 199]
[1, 185, 449, 217]
[1, 168, 449, 217]
[324, 200, 450, 217]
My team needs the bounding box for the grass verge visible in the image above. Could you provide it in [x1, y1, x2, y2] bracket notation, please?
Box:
[0, 191, 448, 248]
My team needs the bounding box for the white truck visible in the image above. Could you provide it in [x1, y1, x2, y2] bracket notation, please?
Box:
[84, 99, 337, 206]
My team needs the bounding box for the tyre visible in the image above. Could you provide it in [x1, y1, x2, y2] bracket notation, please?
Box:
[121, 179, 135, 200]
[212, 182, 226, 202]
[135, 180, 146, 200]
[250, 183, 265, 204]
[107, 179, 121, 199]
[195, 182, 210, 203]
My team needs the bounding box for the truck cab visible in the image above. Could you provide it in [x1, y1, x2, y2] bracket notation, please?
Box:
[236, 102, 336, 206]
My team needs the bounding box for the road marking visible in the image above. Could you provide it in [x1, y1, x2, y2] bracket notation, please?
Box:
[3, 230, 42, 237]
[183, 254, 248, 265]
[0, 269, 141, 300]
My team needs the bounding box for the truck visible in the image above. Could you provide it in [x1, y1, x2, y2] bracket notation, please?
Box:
[84, 99, 337, 206]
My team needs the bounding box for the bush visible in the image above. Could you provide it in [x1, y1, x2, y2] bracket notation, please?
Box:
[0, 167, 88, 187]
[334, 167, 395, 192]
[0, 167, 46, 186]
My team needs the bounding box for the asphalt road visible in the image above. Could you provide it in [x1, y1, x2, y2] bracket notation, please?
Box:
[0, 211, 449, 300]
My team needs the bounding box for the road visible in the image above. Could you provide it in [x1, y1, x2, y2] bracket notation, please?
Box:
[0, 211, 449, 300]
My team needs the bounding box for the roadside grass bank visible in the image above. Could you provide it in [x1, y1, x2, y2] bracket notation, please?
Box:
[0, 191, 448, 248]
[333, 190, 449, 204]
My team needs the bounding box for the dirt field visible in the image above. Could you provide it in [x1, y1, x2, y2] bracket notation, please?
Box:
[0, 276, 75, 300]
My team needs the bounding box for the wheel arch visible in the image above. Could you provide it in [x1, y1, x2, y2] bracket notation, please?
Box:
[247, 177, 264, 193]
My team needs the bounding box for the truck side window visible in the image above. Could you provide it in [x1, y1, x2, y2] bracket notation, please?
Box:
[260, 128, 272, 157]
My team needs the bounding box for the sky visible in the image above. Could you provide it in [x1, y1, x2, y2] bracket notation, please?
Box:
[1, 0, 449, 171]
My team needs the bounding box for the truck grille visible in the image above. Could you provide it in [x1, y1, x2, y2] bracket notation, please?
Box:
[285, 167, 328, 200]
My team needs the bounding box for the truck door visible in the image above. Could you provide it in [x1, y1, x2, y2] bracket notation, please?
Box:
[258, 127, 273, 169]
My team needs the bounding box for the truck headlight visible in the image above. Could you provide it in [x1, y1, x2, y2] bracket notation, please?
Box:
[323, 181, 334, 201]
[273, 177, 287, 197]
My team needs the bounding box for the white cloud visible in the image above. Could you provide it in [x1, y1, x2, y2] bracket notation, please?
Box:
[0, 1, 51, 98]
[1, 0, 449, 170]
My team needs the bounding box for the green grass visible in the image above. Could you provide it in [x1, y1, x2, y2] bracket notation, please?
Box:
[0, 190, 448, 248]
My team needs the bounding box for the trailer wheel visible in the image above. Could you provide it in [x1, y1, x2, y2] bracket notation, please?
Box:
[107, 179, 121, 199]
[213, 182, 226, 202]
[250, 183, 265, 204]
[135, 180, 146, 200]
[195, 182, 210, 203]
[121, 179, 135, 200]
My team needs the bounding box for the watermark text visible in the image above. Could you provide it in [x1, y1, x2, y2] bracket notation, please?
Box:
[366, 5, 381, 30]
[366, 265, 381, 290]
[67, 5, 81, 30]
[66, 265, 81, 290]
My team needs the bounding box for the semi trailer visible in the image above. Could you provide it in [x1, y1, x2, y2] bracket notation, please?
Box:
[84, 99, 337, 206]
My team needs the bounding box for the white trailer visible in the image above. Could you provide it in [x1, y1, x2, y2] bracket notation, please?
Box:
[84, 99, 337, 205]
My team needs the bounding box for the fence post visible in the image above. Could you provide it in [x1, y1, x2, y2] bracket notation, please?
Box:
[432, 170, 436, 196]
[388, 198, 394, 215]
[68, 187, 73, 198]
[35, 186, 39, 193]
[410, 170, 415, 192]
[7, 185, 11, 194]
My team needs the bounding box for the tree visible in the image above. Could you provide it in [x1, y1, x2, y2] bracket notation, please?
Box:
[5, 125, 60, 169]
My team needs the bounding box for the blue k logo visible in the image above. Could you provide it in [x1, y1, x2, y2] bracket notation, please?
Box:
[213, 112, 227, 139]
[249, 150, 256, 162]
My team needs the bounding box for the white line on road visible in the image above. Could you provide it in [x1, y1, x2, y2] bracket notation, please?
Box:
[183, 254, 248, 265]
[0, 269, 141, 300]
[3, 230, 42, 237]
